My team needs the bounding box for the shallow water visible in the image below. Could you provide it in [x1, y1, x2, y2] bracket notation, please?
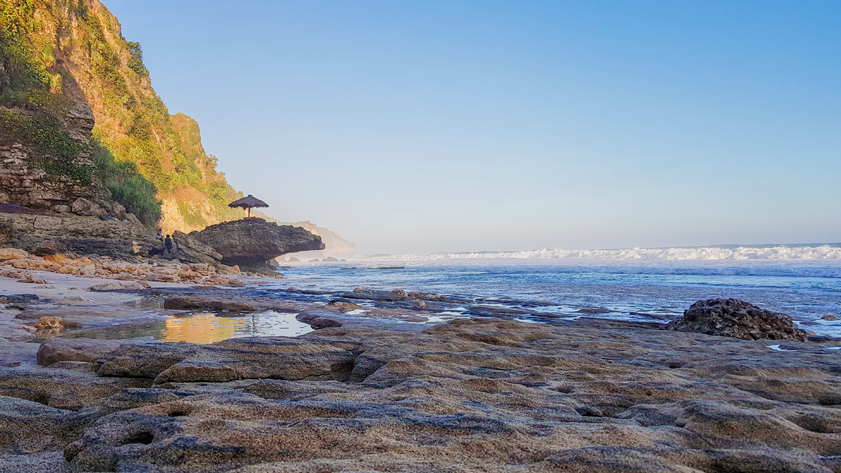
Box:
[269, 259, 841, 337]
[66, 311, 312, 344]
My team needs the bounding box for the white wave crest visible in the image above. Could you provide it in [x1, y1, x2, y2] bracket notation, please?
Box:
[361, 245, 841, 262]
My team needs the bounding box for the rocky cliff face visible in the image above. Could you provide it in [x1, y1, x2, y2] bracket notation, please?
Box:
[0, 99, 105, 210]
[0, 0, 244, 230]
[0, 210, 159, 259]
[1, 0, 355, 253]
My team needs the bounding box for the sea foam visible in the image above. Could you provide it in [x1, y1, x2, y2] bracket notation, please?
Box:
[361, 245, 841, 262]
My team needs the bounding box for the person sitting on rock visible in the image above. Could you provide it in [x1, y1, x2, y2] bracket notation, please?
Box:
[156, 229, 163, 241]
[165, 234, 173, 255]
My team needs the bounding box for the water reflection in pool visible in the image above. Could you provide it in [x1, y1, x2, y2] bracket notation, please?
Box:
[160, 311, 313, 344]
[63, 311, 313, 344]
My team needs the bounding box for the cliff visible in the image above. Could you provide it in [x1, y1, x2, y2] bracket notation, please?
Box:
[0, 0, 244, 229]
[1, 0, 354, 251]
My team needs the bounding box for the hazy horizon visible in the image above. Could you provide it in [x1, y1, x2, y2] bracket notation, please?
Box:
[106, 0, 840, 255]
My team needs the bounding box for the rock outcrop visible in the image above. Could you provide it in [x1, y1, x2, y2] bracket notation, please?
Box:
[0, 100, 106, 211]
[0, 211, 160, 259]
[190, 218, 324, 268]
[171, 231, 222, 265]
[666, 298, 809, 341]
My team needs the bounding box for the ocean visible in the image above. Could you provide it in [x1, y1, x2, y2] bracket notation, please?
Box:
[270, 244, 841, 338]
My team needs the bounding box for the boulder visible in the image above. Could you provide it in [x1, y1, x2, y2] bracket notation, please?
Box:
[32, 240, 66, 256]
[110, 202, 126, 219]
[665, 298, 808, 341]
[327, 301, 362, 312]
[0, 248, 28, 260]
[296, 312, 343, 329]
[124, 213, 143, 226]
[171, 231, 222, 265]
[70, 198, 108, 217]
[189, 217, 324, 268]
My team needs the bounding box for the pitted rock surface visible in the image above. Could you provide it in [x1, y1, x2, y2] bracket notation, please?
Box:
[0, 318, 835, 471]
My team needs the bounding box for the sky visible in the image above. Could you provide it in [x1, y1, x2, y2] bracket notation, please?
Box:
[104, 0, 841, 255]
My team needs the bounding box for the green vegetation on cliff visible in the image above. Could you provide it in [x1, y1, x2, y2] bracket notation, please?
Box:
[0, 0, 161, 223]
[0, 0, 88, 181]
[91, 139, 161, 225]
[1, 0, 244, 231]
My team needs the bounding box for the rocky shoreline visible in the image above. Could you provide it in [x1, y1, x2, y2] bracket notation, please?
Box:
[0, 273, 840, 472]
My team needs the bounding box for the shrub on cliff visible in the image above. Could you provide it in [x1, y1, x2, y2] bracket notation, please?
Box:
[0, 0, 95, 187]
[92, 140, 161, 226]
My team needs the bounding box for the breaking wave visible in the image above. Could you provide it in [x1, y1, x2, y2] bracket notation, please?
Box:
[363, 245, 841, 262]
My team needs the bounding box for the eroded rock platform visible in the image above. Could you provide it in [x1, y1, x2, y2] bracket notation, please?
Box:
[1, 317, 839, 472]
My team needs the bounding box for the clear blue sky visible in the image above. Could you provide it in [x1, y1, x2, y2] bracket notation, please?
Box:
[105, 0, 840, 255]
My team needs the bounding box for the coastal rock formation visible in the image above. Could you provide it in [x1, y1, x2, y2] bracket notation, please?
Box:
[1, 317, 837, 471]
[666, 298, 809, 341]
[0, 99, 105, 211]
[0, 248, 245, 285]
[1, 0, 356, 253]
[171, 231, 222, 265]
[190, 218, 324, 268]
[1, 0, 246, 231]
[0, 211, 160, 259]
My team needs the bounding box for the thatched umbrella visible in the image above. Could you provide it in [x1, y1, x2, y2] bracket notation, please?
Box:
[229, 195, 268, 218]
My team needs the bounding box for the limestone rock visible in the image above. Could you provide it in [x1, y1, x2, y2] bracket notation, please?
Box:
[0, 395, 92, 454]
[326, 301, 362, 312]
[71, 198, 108, 217]
[0, 102, 103, 211]
[666, 298, 808, 341]
[171, 230, 222, 265]
[189, 218, 324, 268]
[296, 312, 343, 329]
[37, 338, 127, 367]
[0, 248, 29, 260]
[31, 240, 66, 256]
[88, 281, 147, 291]
[0, 211, 161, 259]
[124, 213, 143, 226]
[5, 317, 841, 471]
[0, 366, 149, 410]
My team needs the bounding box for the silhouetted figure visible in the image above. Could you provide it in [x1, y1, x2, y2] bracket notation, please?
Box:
[165, 235, 172, 254]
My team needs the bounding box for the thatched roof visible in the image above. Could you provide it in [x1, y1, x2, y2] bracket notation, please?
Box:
[229, 195, 269, 209]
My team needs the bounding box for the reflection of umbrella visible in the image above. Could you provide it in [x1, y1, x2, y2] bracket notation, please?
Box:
[228, 195, 268, 217]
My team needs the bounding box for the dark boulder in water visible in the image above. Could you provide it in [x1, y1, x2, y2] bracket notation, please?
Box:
[666, 298, 808, 341]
